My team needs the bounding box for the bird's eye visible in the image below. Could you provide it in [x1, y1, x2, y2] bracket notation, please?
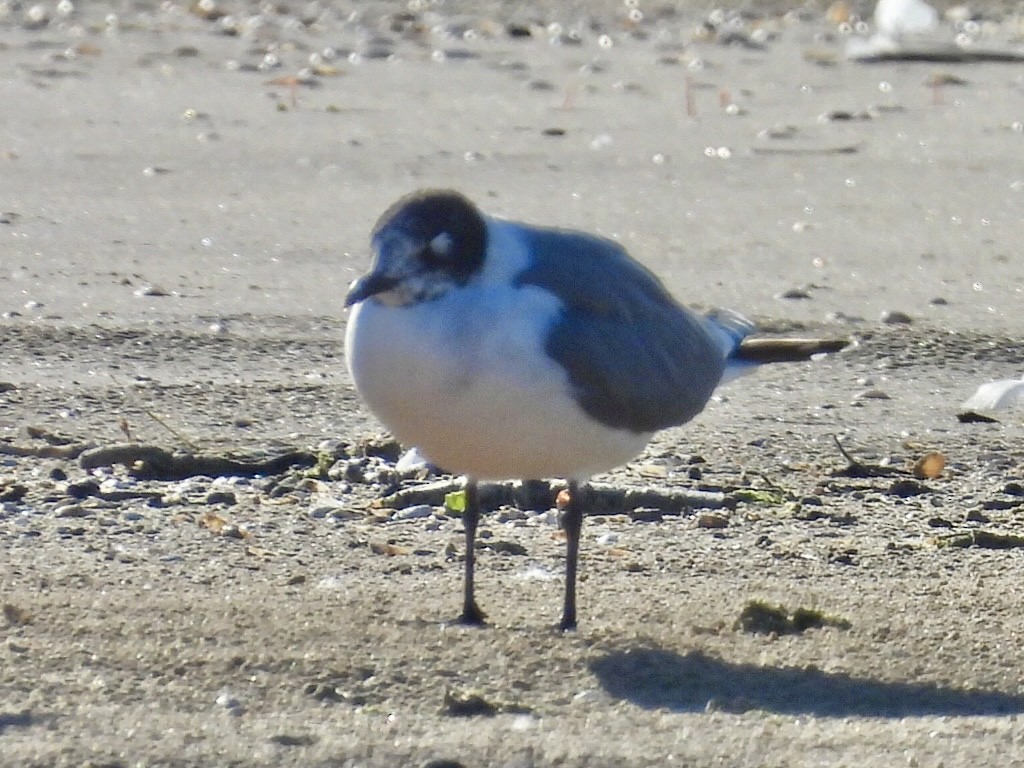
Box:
[428, 232, 453, 259]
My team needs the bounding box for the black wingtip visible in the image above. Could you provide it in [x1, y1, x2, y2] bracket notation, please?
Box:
[733, 337, 851, 364]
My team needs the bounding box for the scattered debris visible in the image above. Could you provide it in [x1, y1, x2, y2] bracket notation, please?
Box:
[79, 444, 316, 480]
[2, 603, 32, 626]
[695, 512, 729, 529]
[370, 540, 411, 556]
[377, 479, 728, 515]
[735, 600, 852, 635]
[268, 733, 319, 747]
[934, 530, 1024, 549]
[831, 436, 904, 478]
[733, 489, 786, 505]
[752, 143, 861, 156]
[887, 478, 930, 497]
[441, 688, 529, 717]
[851, 47, 1024, 64]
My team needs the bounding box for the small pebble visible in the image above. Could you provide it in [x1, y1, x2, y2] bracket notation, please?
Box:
[67, 479, 100, 499]
[777, 287, 812, 300]
[55, 503, 89, 518]
[215, 691, 245, 716]
[496, 508, 527, 523]
[888, 479, 928, 497]
[880, 310, 913, 325]
[392, 504, 433, 520]
[854, 388, 891, 401]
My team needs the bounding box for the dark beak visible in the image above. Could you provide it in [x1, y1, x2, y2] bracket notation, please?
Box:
[345, 272, 400, 307]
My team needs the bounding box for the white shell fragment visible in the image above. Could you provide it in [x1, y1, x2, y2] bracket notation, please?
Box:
[961, 379, 1024, 412]
[874, 0, 939, 40]
[395, 446, 431, 472]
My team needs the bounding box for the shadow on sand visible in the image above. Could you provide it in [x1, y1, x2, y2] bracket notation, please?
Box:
[590, 647, 1024, 717]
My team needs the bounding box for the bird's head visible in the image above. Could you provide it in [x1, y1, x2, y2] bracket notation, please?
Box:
[345, 190, 487, 308]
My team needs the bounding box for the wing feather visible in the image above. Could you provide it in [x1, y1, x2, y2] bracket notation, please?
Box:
[512, 226, 727, 433]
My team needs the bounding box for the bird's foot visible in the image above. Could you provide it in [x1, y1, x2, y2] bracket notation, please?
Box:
[455, 603, 487, 627]
[558, 614, 577, 633]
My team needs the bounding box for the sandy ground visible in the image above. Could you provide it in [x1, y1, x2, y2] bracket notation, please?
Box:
[3, 1, 1024, 766]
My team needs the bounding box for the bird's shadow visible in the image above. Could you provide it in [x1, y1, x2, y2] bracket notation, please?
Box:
[589, 646, 1024, 717]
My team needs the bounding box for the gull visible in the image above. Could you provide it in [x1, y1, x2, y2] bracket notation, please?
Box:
[345, 189, 846, 630]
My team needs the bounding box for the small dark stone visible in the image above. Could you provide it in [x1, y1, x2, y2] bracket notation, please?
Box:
[1004, 482, 1024, 497]
[927, 516, 954, 528]
[794, 507, 827, 520]
[736, 601, 791, 634]
[421, 760, 467, 768]
[49, 467, 68, 481]
[0, 710, 33, 730]
[887, 479, 928, 497]
[205, 490, 237, 506]
[956, 410, 999, 424]
[0, 484, 27, 502]
[828, 548, 857, 566]
[442, 49, 480, 61]
[486, 540, 527, 556]
[688, 466, 702, 480]
[965, 508, 990, 523]
[541, 127, 566, 136]
[778, 287, 812, 300]
[442, 690, 498, 717]
[981, 498, 1023, 511]
[269, 733, 318, 747]
[506, 23, 532, 38]
[880, 310, 913, 325]
[359, 436, 403, 463]
[67, 479, 101, 499]
[945, 530, 1024, 549]
[629, 508, 663, 523]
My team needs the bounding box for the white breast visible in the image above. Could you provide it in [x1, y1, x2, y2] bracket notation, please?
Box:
[344, 282, 651, 481]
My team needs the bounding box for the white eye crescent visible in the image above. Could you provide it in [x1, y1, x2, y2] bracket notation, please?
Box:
[429, 232, 453, 256]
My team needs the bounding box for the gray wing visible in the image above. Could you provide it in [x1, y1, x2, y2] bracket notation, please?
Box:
[512, 225, 726, 434]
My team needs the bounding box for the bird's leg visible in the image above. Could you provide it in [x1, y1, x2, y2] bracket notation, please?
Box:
[458, 478, 486, 625]
[559, 480, 584, 631]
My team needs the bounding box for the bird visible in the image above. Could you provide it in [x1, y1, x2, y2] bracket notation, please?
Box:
[344, 189, 847, 631]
